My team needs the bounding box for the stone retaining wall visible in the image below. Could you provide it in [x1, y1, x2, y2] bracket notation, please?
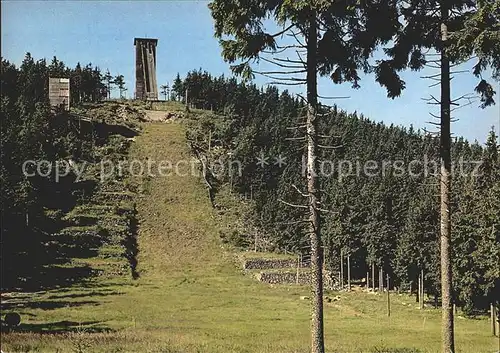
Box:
[256, 270, 340, 290]
[243, 258, 307, 270]
[256, 271, 309, 285]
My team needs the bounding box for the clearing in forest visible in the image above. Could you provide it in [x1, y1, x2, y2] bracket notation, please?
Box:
[1, 106, 495, 353]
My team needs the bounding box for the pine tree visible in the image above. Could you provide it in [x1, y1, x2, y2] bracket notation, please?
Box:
[114, 74, 127, 99]
[71, 63, 83, 105]
[160, 83, 169, 101]
[103, 69, 114, 99]
[172, 73, 183, 101]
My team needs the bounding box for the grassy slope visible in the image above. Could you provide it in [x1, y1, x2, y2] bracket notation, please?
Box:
[2, 119, 496, 353]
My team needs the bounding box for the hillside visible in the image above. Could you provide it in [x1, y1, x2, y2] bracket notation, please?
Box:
[1, 103, 496, 353]
[171, 71, 500, 315]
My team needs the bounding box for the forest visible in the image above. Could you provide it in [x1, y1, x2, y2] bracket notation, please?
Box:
[1, 54, 137, 290]
[173, 69, 499, 315]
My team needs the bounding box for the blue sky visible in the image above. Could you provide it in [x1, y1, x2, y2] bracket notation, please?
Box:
[2, 0, 499, 143]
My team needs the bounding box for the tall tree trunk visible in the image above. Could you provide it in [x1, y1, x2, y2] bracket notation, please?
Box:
[347, 253, 351, 292]
[306, 10, 324, 353]
[379, 267, 383, 292]
[372, 263, 376, 291]
[417, 274, 421, 303]
[340, 249, 344, 289]
[421, 268, 425, 310]
[440, 3, 455, 352]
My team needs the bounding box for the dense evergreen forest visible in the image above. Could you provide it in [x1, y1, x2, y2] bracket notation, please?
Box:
[1, 54, 138, 290]
[175, 69, 499, 314]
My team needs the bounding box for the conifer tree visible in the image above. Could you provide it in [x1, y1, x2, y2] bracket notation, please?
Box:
[114, 74, 127, 99]
[103, 69, 114, 99]
[172, 73, 184, 101]
[374, 1, 499, 350]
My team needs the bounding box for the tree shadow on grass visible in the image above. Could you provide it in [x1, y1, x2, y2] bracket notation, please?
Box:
[46, 289, 122, 300]
[6, 264, 98, 292]
[1, 286, 122, 311]
[2, 300, 100, 311]
[122, 211, 140, 280]
[1, 288, 123, 334]
[2, 226, 104, 292]
[10, 320, 112, 334]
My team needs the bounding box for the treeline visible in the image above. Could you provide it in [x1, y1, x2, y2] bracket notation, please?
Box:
[1, 52, 128, 106]
[1, 54, 97, 287]
[171, 69, 262, 115]
[0, 54, 131, 288]
[2, 55, 79, 287]
[180, 70, 499, 314]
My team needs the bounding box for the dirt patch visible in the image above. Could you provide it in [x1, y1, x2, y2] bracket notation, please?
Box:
[327, 302, 364, 317]
[144, 110, 184, 122]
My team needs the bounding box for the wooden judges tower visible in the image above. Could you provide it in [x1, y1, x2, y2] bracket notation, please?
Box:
[48, 77, 70, 111]
[134, 38, 158, 100]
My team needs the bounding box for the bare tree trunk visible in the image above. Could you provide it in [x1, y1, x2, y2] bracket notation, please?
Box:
[347, 253, 351, 292]
[418, 274, 421, 305]
[440, 4, 455, 352]
[387, 274, 391, 317]
[496, 302, 500, 351]
[420, 269, 425, 310]
[297, 255, 300, 285]
[340, 249, 344, 289]
[379, 268, 383, 292]
[492, 303, 497, 336]
[306, 11, 324, 353]
[372, 263, 375, 292]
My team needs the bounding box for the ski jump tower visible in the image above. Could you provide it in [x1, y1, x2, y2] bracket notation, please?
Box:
[134, 38, 158, 100]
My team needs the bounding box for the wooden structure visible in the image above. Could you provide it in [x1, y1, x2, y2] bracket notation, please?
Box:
[48, 77, 70, 110]
[134, 38, 158, 100]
